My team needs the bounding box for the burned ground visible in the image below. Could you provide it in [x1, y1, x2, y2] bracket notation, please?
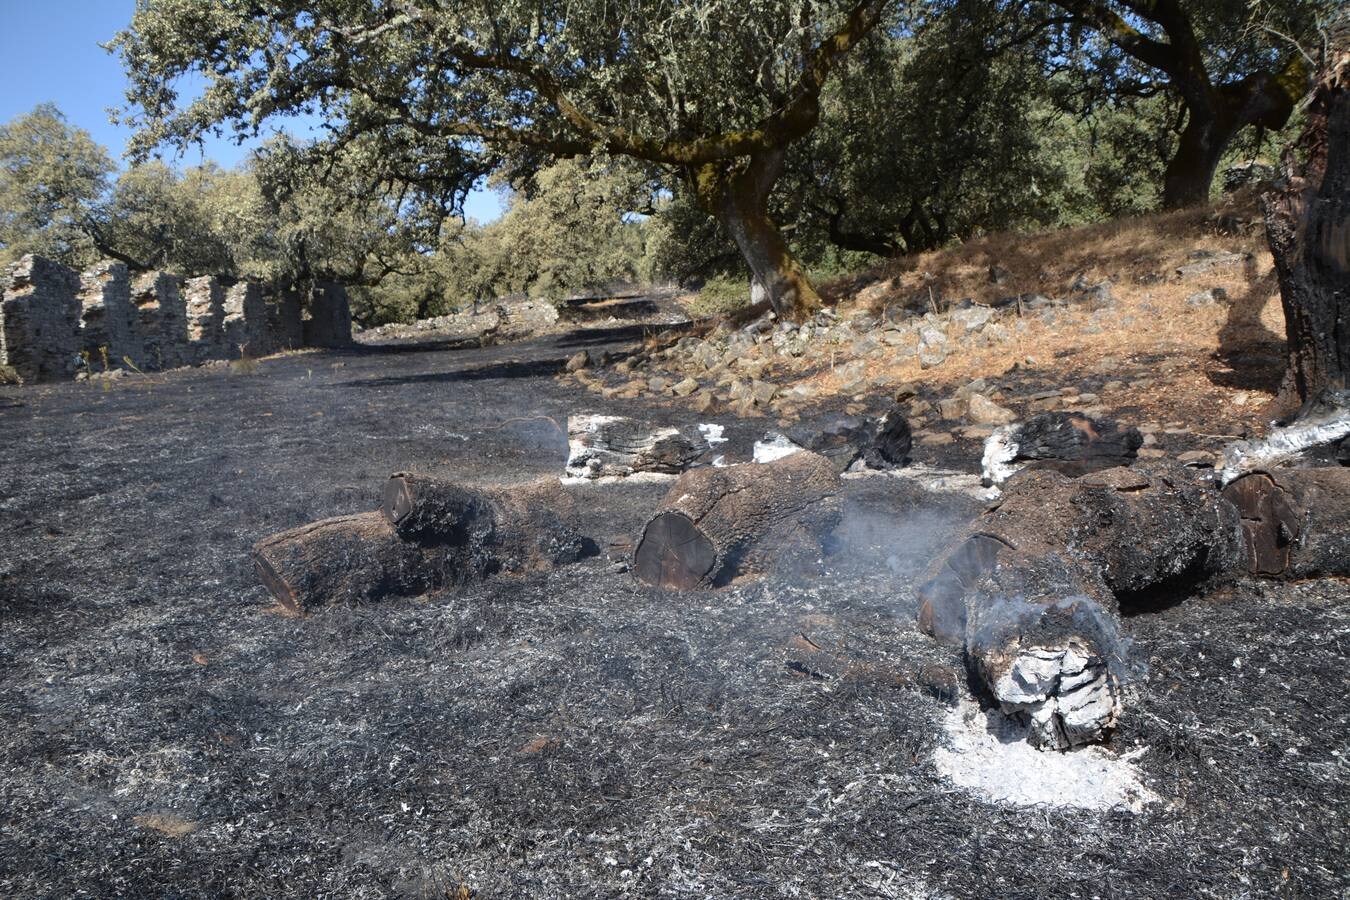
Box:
[1, 329, 1346, 898]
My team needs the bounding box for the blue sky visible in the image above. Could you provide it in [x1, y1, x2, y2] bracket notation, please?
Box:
[0, 0, 504, 221]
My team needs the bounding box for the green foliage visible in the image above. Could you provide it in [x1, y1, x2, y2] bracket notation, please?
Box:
[0, 104, 114, 268]
[686, 276, 753, 318]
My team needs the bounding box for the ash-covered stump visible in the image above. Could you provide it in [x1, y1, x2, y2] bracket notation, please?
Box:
[252, 512, 445, 614]
[917, 463, 1245, 749]
[633, 450, 841, 589]
[383, 474, 593, 575]
[1223, 467, 1350, 577]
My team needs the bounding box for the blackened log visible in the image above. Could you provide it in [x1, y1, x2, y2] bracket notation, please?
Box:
[917, 463, 1245, 749]
[1223, 467, 1350, 578]
[565, 414, 711, 478]
[382, 474, 593, 575]
[632, 450, 841, 589]
[786, 404, 912, 473]
[251, 512, 444, 614]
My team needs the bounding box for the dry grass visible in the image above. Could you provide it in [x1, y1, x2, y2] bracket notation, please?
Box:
[792, 194, 1291, 434]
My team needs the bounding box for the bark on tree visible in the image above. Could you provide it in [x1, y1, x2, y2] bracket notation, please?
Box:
[252, 512, 446, 614]
[632, 450, 841, 589]
[1223, 467, 1350, 578]
[1263, 37, 1350, 405]
[382, 474, 593, 574]
[916, 463, 1245, 749]
[696, 148, 822, 323]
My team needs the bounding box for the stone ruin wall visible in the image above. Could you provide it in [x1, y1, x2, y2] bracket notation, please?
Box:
[0, 254, 352, 383]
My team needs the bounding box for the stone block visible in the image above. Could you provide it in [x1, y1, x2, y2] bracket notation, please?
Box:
[0, 254, 81, 383]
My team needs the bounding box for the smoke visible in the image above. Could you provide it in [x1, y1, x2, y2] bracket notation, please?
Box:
[966, 593, 1143, 684]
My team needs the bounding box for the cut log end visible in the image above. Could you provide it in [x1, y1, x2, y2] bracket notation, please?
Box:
[382, 476, 416, 528]
[632, 511, 716, 589]
[252, 553, 299, 612]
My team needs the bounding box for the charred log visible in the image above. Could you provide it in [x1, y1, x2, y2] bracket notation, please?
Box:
[1223, 467, 1350, 578]
[382, 474, 593, 575]
[251, 512, 445, 614]
[565, 415, 711, 478]
[632, 450, 841, 589]
[787, 404, 912, 473]
[917, 463, 1244, 748]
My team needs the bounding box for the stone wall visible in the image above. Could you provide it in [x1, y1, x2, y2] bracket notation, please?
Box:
[302, 281, 354, 349]
[78, 262, 143, 370]
[0, 256, 353, 383]
[0, 255, 81, 383]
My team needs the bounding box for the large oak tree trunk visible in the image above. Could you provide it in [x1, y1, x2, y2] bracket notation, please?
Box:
[1162, 107, 1241, 210]
[632, 450, 841, 589]
[1263, 41, 1350, 406]
[697, 149, 822, 323]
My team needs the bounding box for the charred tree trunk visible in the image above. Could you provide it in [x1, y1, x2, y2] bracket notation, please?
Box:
[382, 474, 593, 574]
[696, 149, 822, 323]
[632, 450, 841, 589]
[1223, 467, 1350, 578]
[565, 415, 711, 479]
[1263, 42, 1350, 406]
[917, 463, 1245, 749]
[251, 512, 446, 614]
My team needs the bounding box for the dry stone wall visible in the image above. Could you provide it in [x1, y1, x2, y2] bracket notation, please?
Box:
[0, 255, 352, 383]
[78, 262, 143, 370]
[0, 255, 82, 382]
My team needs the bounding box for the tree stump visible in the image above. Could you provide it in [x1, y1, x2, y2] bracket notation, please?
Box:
[632, 450, 841, 589]
[1223, 467, 1350, 577]
[382, 474, 592, 575]
[252, 512, 445, 614]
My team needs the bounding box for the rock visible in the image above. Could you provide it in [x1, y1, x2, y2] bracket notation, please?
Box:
[937, 397, 969, 420]
[957, 425, 996, 440]
[673, 377, 700, 397]
[966, 394, 1016, 425]
[1137, 448, 1168, 458]
[1175, 252, 1248, 279]
[917, 431, 955, 447]
[951, 306, 994, 333]
[728, 380, 752, 402]
[1186, 287, 1229, 307]
[693, 391, 719, 414]
[751, 380, 779, 405]
[565, 350, 590, 372]
[1081, 281, 1114, 311]
[982, 322, 1011, 344]
[647, 376, 672, 393]
[893, 382, 919, 402]
[919, 347, 948, 369]
[1177, 450, 1215, 467]
[918, 324, 947, 348]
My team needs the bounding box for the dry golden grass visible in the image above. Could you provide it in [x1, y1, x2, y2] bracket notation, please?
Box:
[797, 194, 1291, 434]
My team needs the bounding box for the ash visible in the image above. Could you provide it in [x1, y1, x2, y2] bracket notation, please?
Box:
[1, 331, 1347, 898]
[935, 700, 1156, 812]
